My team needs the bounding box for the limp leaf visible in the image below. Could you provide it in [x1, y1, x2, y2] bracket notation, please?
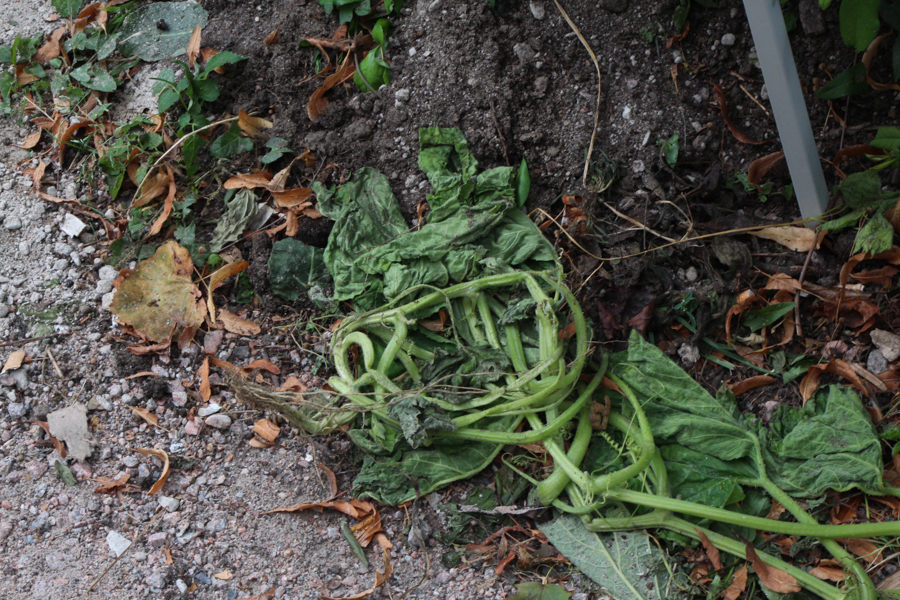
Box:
[117, 2, 209, 62]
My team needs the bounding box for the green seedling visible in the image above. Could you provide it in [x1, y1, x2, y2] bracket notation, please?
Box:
[319, 0, 403, 24]
[657, 133, 679, 167]
[818, 169, 898, 255]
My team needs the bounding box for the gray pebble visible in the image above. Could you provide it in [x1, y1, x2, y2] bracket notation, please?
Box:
[0, 305, 8, 318]
[158, 496, 180, 512]
[205, 414, 232, 430]
[7, 403, 26, 419]
[395, 88, 410, 103]
[3, 215, 21, 230]
[529, 1, 545, 19]
[867, 349, 887, 375]
[513, 43, 535, 64]
[721, 33, 736, 46]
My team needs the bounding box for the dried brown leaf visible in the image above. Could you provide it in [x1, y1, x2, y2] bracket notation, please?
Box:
[237, 110, 273, 137]
[810, 566, 846, 582]
[723, 565, 748, 600]
[747, 151, 784, 191]
[713, 83, 770, 145]
[129, 406, 159, 427]
[729, 374, 776, 396]
[308, 57, 355, 123]
[264, 28, 279, 46]
[186, 24, 201, 68]
[264, 498, 376, 521]
[751, 226, 820, 253]
[838, 538, 883, 564]
[218, 309, 261, 336]
[252, 419, 280, 444]
[272, 188, 313, 208]
[746, 543, 800, 593]
[241, 359, 281, 375]
[132, 447, 170, 495]
[18, 130, 41, 149]
[697, 529, 722, 570]
[93, 473, 131, 494]
[199, 356, 211, 402]
[33, 419, 66, 457]
[148, 166, 177, 236]
[35, 27, 66, 63]
[3, 350, 26, 372]
[224, 172, 273, 190]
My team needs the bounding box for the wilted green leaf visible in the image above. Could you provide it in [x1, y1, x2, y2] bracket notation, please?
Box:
[209, 189, 258, 252]
[818, 209, 866, 232]
[117, 2, 209, 62]
[504, 582, 572, 600]
[541, 514, 670, 600]
[267, 238, 332, 303]
[815, 63, 868, 99]
[54, 460, 77, 486]
[837, 170, 884, 208]
[260, 137, 295, 164]
[209, 123, 253, 158]
[69, 63, 117, 92]
[840, 0, 880, 52]
[853, 213, 895, 255]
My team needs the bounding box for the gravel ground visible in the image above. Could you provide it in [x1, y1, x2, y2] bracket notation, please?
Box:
[0, 2, 597, 599]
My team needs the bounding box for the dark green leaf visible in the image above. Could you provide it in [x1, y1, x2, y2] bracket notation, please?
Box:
[372, 18, 391, 46]
[840, 0, 881, 52]
[193, 77, 219, 102]
[515, 157, 530, 207]
[872, 126, 900, 152]
[673, 0, 690, 32]
[0, 72, 15, 99]
[117, 1, 209, 62]
[818, 208, 865, 232]
[660, 133, 679, 167]
[209, 123, 253, 158]
[157, 87, 179, 113]
[353, 48, 389, 92]
[69, 64, 117, 92]
[419, 344, 513, 403]
[837, 170, 884, 208]
[0, 46, 11, 65]
[814, 63, 868, 99]
[389, 397, 457, 448]
[181, 134, 203, 178]
[52, 0, 84, 20]
[267, 238, 333, 304]
[661, 444, 753, 508]
[853, 213, 895, 255]
[783, 8, 798, 32]
[260, 137, 295, 164]
[540, 514, 670, 599]
[742, 302, 796, 332]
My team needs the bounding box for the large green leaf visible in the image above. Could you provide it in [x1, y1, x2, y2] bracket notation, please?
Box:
[117, 2, 209, 62]
[836, 170, 888, 208]
[52, 0, 84, 20]
[814, 63, 869, 99]
[69, 63, 117, 92]
[660, 444, 752, 508]
[505, 583, 572, 600]
[267, 238, 332, 305]
[840, 0, 881, 53]
[853, 213, 896, 255]
[540, 514, 670, 600]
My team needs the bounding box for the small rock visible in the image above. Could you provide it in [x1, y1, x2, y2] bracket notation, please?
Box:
[106, 530, 131, 557]
[0, 305, 8, 318]
[176, 579, 188, 593]
[86, 396, 111, 411]
[534, 76, 549, 95]
[798, 0, 826, 35]
[185, 419, 201, 436]
[872, 329, 900, 362]
[3, 215, 22, 230]
[867, 349, 887, 375]
[123, 456, 139, 468]
[513, 43, 535, 64]
[158, 496, 180, 512]
[98, 265, 118, 281]
[198, 403, 221, 417]
[171, 390, 188, 407]
[147, 532, 168, 547]
[206, 517, 227, 533]
[684, 266, 699, 282]
[394, 88, 410, 103]
[678, 343, 700, 366]
[0, 522, 13, 543]
[196, 572, 212, 585]
[71, 461, 92, 480]
[203, 330, 225, 355]
[721, 33, 736, 46]
[7, 403, 26, 419]
[529, 0, 545, 19]
[427, 0, 443, 12]
[205, 414, 232, 430]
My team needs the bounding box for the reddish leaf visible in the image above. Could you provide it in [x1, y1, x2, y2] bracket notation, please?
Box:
[746, 543, 800, 594]
[713, 83, 770, 145]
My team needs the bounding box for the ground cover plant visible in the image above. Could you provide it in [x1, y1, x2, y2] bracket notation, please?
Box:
[4, 0, 900, 598]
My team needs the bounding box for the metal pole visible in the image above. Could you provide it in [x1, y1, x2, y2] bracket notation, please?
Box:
[742, 0, 830, 221]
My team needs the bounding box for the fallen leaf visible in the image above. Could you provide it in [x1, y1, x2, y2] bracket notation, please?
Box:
[93, 473, 131, 494]
[264, 498, 376, 521]
[810, 566, 846, 581]
[878, 569, 900, 591]
[799, 359, 870, 404]
[129, 406, 159, 427]
[18, 130, 42, 149]
[277, 376, 307, 392]
[713, 83, 770, 145]
[589, 396, 610, 431]
[33, 420, 67, 457]
[751, 226, 820, 253]
[747, 151, 785, 191]
[208, 260, 249, 291]
[131, 169, 170, 208]
[35, 26, 66, 63]
[264, 28, 279, 46]
[214, 570, 233, 580]
[351, 511, 384, 548]
[199, 357, 211, 402]
[308, 56, 356, 123]
[237, 110, 273, 137]
[249, 418, 280, 448]
[218, 309, 261, 336]
[110, 241, 206, 344]
[186, 24, 202, 68]
[839, 246, 900, 289]
[148, 165, 177, 236]
[3, 351, 26, 372]
[838, 538, 883, 565]
[863, 34, 900, 91]
[746, 543, 800, 593]
[729, 374, 776, 396]
[241, 359, 280, 375]
[132, 447, 171, 495]
[723, 565, 748, 600]
[48, 403, 94, 461]
[697, 529, 722, 570]
[224, 172, 274, 190]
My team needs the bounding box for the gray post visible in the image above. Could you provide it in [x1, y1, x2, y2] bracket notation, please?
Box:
[742, 0, 830, 221]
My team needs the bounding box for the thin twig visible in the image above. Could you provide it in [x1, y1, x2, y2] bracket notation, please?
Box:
[46, 347, 65, 379]
[489, 98, 510, 166]
[0, 332, 72, 348]
[551, 0, 601, 186]
[794, 239, 817, 338]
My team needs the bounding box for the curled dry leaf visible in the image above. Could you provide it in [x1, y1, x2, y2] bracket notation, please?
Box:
[35, 26, 66, 63]
[18, 130, 42, 149]
[810, 566, 846, 582]
[199, 356, 211, 402]
[264, 498, 376, 521]
[799, 359, 870, 404]
[697, 529, 722, 570]
[241, 359, 281, 375]
[713, 83, 770, 146]
[747, 151, 784, 191]
[132, 447, 171, 495]
[838, 538, 883, 565]
[214, 571, 233, 580]
[129, 406, 159, 427]
[277, 376, 307, 393]
[224, 172, 275, 190]
[729, 374, 776, 396]
[218, 309, 261, 336]
[93, 473, 132, 494]
[33, 420, 66, 457]
[186, 24, 201, 68]
[110, 241, 206, 344]
[839, 246, 900, 289]
[264, 27, 279, 46]
[746, 543, 800, 594]
[751, 226, 820, 253]
[863, 34, 900, 92]
[3, 350, 26, 372]
[308, 57, 356, 123]
[248, 418, 280, 448]
[148, 165, 177, 236]
[237, 109, 273, 137]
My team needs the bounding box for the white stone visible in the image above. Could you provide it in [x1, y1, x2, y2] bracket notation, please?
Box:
[721, 33, 736, 46]
[871, 329, 900, 362]
[197, 403, 221, 417]
[60, 213, 87, 238]
[106, 530, 131, 557]
[158, 496, 180, 512]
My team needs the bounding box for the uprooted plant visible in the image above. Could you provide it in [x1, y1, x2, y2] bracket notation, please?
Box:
[228, 128, 900, 600]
